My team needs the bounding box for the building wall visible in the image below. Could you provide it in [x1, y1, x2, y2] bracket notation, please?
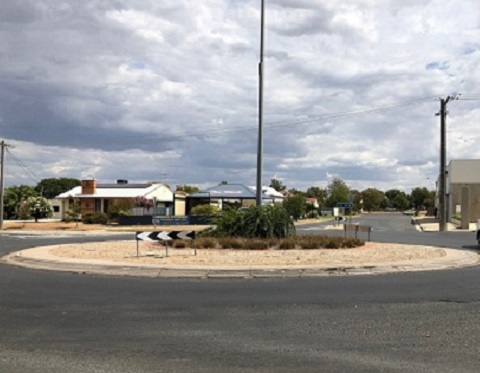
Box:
[448, 184, 480, 223]
[447, 160, 480, 193]
[81, 198, 95, 215]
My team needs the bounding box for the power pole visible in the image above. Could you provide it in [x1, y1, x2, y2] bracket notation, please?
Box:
[438, 97, 451, 232]
[0, 141, 7, 230]
[256, 0, 265, 206]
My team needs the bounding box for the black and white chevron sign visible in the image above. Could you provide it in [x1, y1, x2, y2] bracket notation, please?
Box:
[136, 231, 196, 241]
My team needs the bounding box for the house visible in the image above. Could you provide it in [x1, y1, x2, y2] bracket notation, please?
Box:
[445, 159, 480, 224]
[249, 186, 285, 205]
[56, 179, 174, 219]
[186, 183, 275, 213]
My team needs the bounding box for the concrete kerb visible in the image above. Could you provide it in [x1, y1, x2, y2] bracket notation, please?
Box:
[3, 244, 480, 279]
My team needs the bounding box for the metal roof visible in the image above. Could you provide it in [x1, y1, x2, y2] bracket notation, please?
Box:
[188, 184, 258, 199]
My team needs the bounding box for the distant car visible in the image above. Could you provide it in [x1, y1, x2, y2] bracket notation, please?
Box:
[402, 209, 415, 216]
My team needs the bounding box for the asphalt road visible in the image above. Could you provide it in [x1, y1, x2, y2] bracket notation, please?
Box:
[1, 215, 480, 372]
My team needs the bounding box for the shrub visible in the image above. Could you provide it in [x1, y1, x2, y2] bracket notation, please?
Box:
[217, 237, 244, 249]
[190, 204, 219, 215]
[341, 238, 365, 248]
[196, 237, 217, 249]
[172, 240, 187, 249]
[247, 239, 270, 250]
[324, 238, 341, 249]
[108, 199, 134, 220]
[298, 236, 321, 249]
[212, 205, 295, 239]
[82, 211, 109, 224]
[279, 237, 296, 250]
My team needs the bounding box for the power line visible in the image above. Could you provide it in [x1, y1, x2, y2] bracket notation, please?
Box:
[100, 96, 438, 146]
[6, 148, 40, 184]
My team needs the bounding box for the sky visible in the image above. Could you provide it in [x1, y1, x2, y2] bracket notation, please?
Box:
[1, 0, 479, 193]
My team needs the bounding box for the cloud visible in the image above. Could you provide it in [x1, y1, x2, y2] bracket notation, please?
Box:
[0, 0, 479, 194]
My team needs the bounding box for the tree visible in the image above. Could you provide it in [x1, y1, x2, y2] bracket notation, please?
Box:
[305, 187, 327, 206]
[325, 178, 350, 208]
[65, 201, 81, 227]
[270, 178, 286, 192]
[287, 188, 305, 197]
[175, 185, 200, 194]
[3, 185, 38, 219]
[35, 178, 81, 199]
[410, 187, 435, 209]
[283, 194, 307, 220]
[18, 196, 53, 222]
[385, 189, 410, 210]
[361, 188, 385, 212]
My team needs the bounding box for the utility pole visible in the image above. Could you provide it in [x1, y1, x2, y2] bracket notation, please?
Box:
[438, 96, 451, 232]
[0, 141, 7, 230]
[255, 0, 265, 206]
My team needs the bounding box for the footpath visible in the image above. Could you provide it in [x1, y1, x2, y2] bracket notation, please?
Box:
[2, 222, 480, 278]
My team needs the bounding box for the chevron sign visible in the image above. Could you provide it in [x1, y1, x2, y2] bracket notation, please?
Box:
[136, 231, 196, 241]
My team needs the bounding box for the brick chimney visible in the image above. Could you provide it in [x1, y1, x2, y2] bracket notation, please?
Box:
[81, 179, 96, 194]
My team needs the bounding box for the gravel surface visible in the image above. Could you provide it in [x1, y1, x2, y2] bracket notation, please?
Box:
[46, 241, 447, 268]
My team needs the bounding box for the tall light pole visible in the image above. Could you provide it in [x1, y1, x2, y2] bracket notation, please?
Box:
[255, 0, 265, 206]
[0, 141, 6, 230]
[438, 96, 451, 232]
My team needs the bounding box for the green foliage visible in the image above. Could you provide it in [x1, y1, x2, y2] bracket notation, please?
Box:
[385, 189, 410, 210]
[305, 187, 327, 206]
[283, 194, 307, 220]
[35, 178, 81, 199]
[4, 185, 38, 219]
[190, 204, 219, 215]
[108, 199, 134, 220]
[211, 205, 295, 239]
[64, 201, 81, 226]
[410, 187, 435, 209]
[18, 196, 53, 222]
[361, 188, 386, 212]
[82, 211, 109, 224]
[325, 178, 350, 208]
[269, 178, 286, 192]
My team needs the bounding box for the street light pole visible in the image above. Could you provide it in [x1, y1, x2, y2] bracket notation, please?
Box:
[0, 141, 6, 230]
[255, 0, 265, 206]
[438, 96, 451, 232]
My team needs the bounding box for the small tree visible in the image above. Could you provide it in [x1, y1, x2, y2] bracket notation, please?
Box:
[65, 201, 82, 227]
[131, 196, 153, 208]
[283, 194, 307, 220]
[19, 196, 53, 222]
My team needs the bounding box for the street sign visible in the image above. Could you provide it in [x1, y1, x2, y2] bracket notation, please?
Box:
[337, 203, 353, 208]
[136, 231, 196, 241]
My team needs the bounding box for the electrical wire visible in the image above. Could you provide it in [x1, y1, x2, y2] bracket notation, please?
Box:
[6, 148, 41, 184]
[102, 96, 439, 145]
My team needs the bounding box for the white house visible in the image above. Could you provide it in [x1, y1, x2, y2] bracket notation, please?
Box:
[56, 179, 174, 219]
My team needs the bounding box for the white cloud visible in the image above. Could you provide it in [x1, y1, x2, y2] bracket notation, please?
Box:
[0, 0, 479, 194]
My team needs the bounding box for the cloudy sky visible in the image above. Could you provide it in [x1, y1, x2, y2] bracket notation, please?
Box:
[1, 0, 479, 193]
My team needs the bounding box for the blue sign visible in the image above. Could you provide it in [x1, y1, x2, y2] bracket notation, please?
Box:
[337, 203, 353, 208]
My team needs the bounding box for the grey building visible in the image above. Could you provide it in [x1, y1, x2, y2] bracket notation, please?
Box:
[446, 159, 480, 223]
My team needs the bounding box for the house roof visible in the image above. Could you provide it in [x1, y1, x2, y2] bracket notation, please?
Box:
[188, 184, 260, 199]
[56, 183, 171, 199]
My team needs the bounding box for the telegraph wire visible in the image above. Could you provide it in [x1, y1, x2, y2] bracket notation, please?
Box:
[6, 148, 40, 184]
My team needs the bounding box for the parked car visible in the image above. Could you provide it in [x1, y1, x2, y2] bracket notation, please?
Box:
[402, 209, 415, 216]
